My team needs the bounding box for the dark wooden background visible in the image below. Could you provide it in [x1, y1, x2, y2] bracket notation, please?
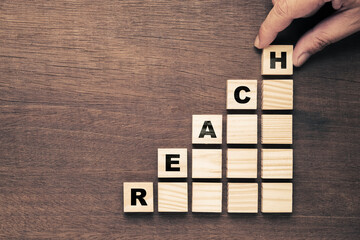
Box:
[0, 0, 359, 239]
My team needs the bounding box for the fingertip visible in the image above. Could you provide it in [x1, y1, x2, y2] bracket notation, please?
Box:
[254, 35, 261, 49]
[293, 52, 310, 67]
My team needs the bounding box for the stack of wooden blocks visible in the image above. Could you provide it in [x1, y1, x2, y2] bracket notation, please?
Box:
[124, 45, 294, 214]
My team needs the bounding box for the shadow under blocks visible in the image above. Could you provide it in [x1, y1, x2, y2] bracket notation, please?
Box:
[123, 45, 294, 214]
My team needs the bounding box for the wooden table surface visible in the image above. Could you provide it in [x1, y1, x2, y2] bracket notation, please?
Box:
[1, 1, 359, 239]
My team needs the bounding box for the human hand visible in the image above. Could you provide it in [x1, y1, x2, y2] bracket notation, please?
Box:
[254, 0, 360, 66]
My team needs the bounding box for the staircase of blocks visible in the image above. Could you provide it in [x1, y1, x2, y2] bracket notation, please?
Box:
[123, 45, 294, 214]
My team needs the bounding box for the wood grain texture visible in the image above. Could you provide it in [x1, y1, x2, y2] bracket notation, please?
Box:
[262, 114, 293, 144]
[0, 0, 359, 239]
[158, 182, 188, 212]
[261, 183, 293, 213]
[262, 80, 293, 110]
[227, 148, 257, 178]
[262, 149, 293, 179]
[227, 114, 258, 144]
[192, 149, 222, 179]
[228, 183, 258, 213]
[192, 183, 222, 213]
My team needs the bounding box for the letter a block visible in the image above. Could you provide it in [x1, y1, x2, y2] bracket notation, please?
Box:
[261, 183, 293, 213]
[192, 115, 222, 144]
[158, 148, 187, 178]
[228, 183, 258, 213]
[192, 182, 222, 213]
[123, 182, 153, 212]
[158, 182, 188, 212]
[262, 45, 293, 75]
[227, 80, 257, 109]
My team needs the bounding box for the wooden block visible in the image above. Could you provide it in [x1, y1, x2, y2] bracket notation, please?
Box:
[227, 80, 257, 110]
[123, 182, 153, 212]
[192, 149, 222, 179]
[261, 183, 293, 213]
[192, 182, 222, 213]
[262, 45, 293, 75]
[262, 80, 293, 110]
[262, 149, 293, 179]
[228, 183, 258, 213]
[261, 114, 292, 144]
[158, 182, 188, 212]
[158, 148, 187, 178]
[192, 115, 222, 144]
[227, 114, 257, 144]
[227, 149, 257, 178]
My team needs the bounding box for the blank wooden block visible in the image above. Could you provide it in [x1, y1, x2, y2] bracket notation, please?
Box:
[192, 182, 222, 213]
[262, 45, 293, 75]
[123, 182, 153, 212]
[261, 183, 293, 213]
[158, 148, 187, 178]
[227, 80, 257, 110]
[262, 115, 292, 144]
[262, 149, 293, 179]
[192, 149, 222, 179]
[227, 114, 257, 144]
[192, 115, 222, 144]
[227, 149, 257, 178]
[262, 80, 293, 110]
[158, 182, 188, 212]
[228, 183, 258, 213]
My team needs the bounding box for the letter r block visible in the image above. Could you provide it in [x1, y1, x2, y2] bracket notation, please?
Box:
[123, 182, 153, 212]
[227, 80, 257, 109]
[158, 148, 187, 178]
[262, 45, 293, 75]
[192, 115, 222, 144]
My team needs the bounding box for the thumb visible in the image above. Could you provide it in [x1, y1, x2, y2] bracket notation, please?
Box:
[293, 7, 360, 67]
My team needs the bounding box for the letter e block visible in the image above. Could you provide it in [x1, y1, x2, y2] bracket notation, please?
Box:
[192, 182, 222, 213]
[158, 148, 187, 178]
[192, 115, 222, 144]
[158, 182, 188, 212]
[192, 149, 222, 179]
[227, 149, 257, 178]
[227, 115, 257, 144]
[228, 183, 258, 213]
[261, 183, 292, 213]
[123, 182, 153, 212]
[262, 45, 293, 75]
[262, 80, 293, 110]
[227, 80, 257, 110]
[262, 149, 293, 179]
[262, 115, 292, 144]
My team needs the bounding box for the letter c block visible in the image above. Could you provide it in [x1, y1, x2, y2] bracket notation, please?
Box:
[227, 80, 257, 110]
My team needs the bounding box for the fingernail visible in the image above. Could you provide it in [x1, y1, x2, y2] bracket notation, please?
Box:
[296, 52, 310, 66]
[254, 35, 260, 48]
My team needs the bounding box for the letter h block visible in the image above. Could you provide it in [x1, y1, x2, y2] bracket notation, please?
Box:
[262, 45, 293, 75]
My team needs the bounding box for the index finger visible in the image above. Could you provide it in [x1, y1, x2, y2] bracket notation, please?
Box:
[255, 0, 330, 48]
